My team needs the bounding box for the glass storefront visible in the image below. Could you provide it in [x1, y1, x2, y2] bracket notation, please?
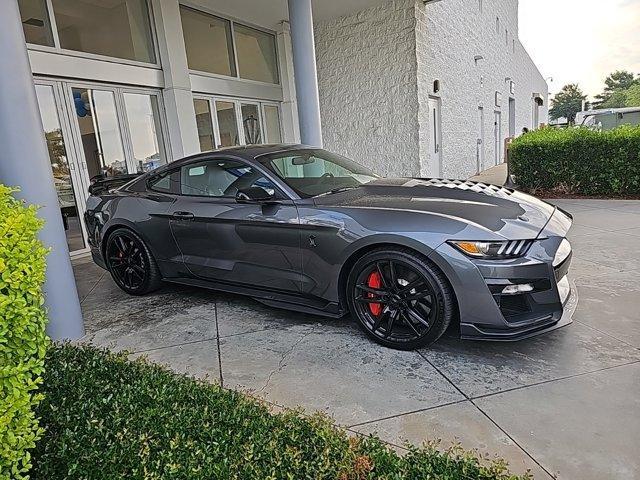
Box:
[193, 97, 282, 151]
[34, 79, 169, 254]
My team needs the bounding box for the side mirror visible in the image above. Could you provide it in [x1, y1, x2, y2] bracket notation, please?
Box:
[235, 186, 275, 203]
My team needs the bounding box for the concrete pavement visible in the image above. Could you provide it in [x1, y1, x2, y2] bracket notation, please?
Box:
[74, 198, 640, 479]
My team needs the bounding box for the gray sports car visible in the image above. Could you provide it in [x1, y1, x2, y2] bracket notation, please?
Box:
[85, 144, 573, 350]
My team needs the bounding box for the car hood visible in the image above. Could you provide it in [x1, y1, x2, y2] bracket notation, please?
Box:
[312, 178, 557, 239]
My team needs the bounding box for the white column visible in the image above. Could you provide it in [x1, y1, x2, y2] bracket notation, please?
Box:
[276, 21, 301, 144]
[151, 0, 200, 159]
[287, 0, 323, 147]
[0, 1, 84, 339]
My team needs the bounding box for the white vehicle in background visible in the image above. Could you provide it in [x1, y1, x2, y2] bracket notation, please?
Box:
[575, 107, 640, 130]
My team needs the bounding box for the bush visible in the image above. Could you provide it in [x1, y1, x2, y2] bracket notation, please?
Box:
[34, 344, 532, 480]
[0, 185, 49, 480]
[509, 125, 640, 196]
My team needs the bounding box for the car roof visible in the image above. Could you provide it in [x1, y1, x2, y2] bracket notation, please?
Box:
[134, 144, 314, 184]
[198, 143, 309, 161]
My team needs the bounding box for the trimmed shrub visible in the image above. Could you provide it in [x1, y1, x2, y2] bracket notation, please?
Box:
[33, 343, 532, 480]
[509, 125, 640, 196]
[0, 185, 49, 480]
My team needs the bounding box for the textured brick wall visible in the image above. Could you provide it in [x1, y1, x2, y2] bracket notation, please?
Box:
[416, 0, 549, 178]
[314, 0, 548, 179]
[314, 0, 422, 177]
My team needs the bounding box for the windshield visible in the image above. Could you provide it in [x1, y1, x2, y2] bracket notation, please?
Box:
[261, 149, 378, 198]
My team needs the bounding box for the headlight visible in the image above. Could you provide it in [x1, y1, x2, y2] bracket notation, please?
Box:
[448, 240, 533, 259]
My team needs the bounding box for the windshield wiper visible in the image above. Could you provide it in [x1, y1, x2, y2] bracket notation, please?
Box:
[317, 186, 359, 197]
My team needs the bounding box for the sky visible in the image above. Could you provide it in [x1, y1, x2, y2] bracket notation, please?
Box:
[519, 0, 640, 100]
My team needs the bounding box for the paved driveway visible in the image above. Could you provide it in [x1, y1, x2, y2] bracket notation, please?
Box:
[74, 198, 640, 480]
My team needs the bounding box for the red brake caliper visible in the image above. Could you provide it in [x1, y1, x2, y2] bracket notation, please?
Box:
[367, 271, 382, 316]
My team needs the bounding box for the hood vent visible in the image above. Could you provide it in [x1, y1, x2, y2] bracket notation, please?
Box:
[410, 179, 515, 198]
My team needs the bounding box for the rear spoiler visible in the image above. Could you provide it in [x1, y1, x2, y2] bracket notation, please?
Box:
[88, 173, 141, 195]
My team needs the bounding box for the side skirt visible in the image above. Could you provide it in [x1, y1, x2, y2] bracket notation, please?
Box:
[162, 276, 346, 319]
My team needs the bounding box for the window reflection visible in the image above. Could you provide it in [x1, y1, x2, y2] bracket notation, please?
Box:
[241, 104, 261, 145]
[18, 0, 55, 46]
[263, 105, 282, 143]
[51, 0, 156, 63]
[216, 101, 239, 147]
[123, 93, 167, 172]
[234, 24, 279, 84]
[72, 88, 127, 179]
[194, 99, 215, 152]
[180, 6, 235, 76]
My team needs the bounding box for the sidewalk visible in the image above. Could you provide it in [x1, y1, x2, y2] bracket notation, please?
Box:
[469, 163, 508, 185]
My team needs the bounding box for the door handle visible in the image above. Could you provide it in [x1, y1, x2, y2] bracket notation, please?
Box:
[171, 211, 194, 220]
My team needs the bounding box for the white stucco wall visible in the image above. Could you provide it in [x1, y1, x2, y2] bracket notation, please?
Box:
[417, 0, 548, 178]
[314, 0, 423, 177]
[314, 0, 548, 179]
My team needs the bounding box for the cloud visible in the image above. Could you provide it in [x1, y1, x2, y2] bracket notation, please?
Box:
[519, 0, 640, 98]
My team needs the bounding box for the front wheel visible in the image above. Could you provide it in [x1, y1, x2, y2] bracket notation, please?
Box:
[346, 248, 454, 350]
[105, 228, 162, 295]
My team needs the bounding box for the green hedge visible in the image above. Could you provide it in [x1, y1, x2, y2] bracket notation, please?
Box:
[34, 344, 531, 480]
[0, 186, 49, 480]
[509, 126, 640, 196]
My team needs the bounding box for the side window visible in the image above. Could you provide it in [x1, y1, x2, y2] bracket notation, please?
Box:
[149, 170, 178, 193]
[179, 159, 278, 197]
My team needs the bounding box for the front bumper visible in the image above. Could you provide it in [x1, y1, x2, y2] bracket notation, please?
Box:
[430, 208, 574, 341]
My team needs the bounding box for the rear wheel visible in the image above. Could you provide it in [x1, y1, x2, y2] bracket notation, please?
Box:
[105, 228, 162, 295]
[346, 248, 454, 350]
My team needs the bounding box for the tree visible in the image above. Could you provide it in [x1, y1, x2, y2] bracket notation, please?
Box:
[626, 84, 640, 107]
[594, 70, 638, 107]
[598, 89, 630, 109]
[549, 84, 586, 123]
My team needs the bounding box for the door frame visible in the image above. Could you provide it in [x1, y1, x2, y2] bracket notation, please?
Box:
[34, 78, 92, 256]
[477, 106, 485, 173]
[494, 110, 502, 166]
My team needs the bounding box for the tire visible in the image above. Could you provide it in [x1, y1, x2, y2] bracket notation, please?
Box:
[105, 227, 163, 295]
[346, 247, 454, 350]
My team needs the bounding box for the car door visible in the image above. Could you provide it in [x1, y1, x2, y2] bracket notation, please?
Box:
[169, 157, 303, 293]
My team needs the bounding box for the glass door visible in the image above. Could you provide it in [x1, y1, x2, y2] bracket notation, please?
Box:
[68, 85, 129, 180]
[64, 83, 170, 180]
[34, 78, 170, 256]
[34, 80, 90, 254]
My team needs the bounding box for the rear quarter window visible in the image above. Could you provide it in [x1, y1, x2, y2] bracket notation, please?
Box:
[148, 171, 179, 194]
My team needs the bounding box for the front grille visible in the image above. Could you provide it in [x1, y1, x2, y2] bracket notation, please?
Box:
[498, 294, 531, 317]
[496, 239, 534, 257]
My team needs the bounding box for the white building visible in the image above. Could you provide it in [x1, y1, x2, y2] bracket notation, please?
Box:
[9, 0, 547, 260]
[316, 0, 548, 178]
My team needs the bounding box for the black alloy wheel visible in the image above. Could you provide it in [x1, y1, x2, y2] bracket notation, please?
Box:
[347, 248, 454, 350]
[105, 228, 162, 295]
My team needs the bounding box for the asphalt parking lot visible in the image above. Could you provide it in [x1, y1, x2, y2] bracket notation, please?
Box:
[75, 198, 640, 480]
